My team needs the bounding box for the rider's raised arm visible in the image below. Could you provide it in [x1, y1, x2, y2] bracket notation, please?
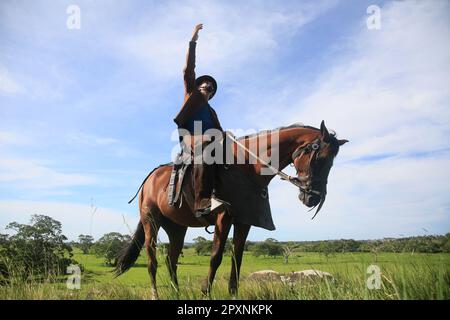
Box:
[183, 24, 202, 94]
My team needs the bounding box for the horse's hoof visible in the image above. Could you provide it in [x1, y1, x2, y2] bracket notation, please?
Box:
[201, 287, 209, 297]
[228, 288, 238, 298]
[151, 288, 159, 300]
[200, 279, 209, 296]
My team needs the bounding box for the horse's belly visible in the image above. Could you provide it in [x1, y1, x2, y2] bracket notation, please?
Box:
[160, 200, 210, 227]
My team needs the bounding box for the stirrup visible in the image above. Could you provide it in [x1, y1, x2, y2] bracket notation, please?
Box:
[210, 197, 226, 214]
[194, 207, 211, 218]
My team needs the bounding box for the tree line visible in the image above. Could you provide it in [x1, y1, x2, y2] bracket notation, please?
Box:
[1, 215, 449, 282]
[191, 235, 450, 263]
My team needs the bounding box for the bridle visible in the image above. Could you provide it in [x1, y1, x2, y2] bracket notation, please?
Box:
[290, 137, 329, 219]
[290, 137, 324, 196]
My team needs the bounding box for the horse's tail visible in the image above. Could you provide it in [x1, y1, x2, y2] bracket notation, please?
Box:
[113, 221, 145, 277]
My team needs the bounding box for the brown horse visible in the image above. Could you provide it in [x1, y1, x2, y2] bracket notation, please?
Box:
[114, 121, 347, 299]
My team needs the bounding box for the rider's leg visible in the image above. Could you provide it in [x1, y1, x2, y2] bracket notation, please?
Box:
[193, 163, 215, 213]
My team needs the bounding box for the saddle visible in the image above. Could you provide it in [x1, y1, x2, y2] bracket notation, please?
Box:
[167, 154, 275, 230]
[168, 162, 225, 214]
[167, 152, 227, 218]
[168, 153, 191, 207]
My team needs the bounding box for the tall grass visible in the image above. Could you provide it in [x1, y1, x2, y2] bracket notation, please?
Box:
[1, 251, 448, 300]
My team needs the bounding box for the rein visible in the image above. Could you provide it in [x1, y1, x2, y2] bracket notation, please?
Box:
[225, 132, 302, 188]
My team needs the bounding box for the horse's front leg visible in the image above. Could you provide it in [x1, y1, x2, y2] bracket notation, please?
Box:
[201, 211, 232, 296]
[229, 222, 250, 297]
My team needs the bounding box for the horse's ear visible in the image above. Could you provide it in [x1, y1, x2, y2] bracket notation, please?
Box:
[320, 120, 330, 142]
[338, 139, 349, 146]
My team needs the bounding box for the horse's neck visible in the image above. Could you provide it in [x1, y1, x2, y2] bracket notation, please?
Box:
[239, 127, 319, 186]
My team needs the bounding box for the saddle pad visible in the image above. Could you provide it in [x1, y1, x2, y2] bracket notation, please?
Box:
[215, 165, 275, 231]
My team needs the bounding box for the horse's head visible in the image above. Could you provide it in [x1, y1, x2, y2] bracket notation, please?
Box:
[292, 121, 348, 217]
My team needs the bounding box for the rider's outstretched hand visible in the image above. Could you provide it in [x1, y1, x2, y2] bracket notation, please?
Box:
[191, 23, 203, 42]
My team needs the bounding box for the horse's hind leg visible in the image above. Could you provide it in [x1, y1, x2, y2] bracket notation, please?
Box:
[201, 211, 232, 296]
[163, 217, 187, 293]
[143, 210, 160, 300]
[229, 222, 250, 296]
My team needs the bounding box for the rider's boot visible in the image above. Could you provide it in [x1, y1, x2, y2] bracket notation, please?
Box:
[193, 163, 214, 217]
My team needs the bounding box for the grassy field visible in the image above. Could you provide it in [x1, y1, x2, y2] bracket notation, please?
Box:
[1, 248, 449, 300]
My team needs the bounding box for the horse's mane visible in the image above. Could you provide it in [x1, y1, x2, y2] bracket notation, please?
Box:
[237, 123, 319, 141]
[237, 123, 340, 155]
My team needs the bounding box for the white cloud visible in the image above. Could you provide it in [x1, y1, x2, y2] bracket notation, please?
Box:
[66, 132, 120, 147]
[0, 199, 217, 243]
[0, 200, 137, 241]
[0, 64, 64, 101]
[0, 156, 98, 190]
[121, 0, 336, 81]
[0, 67, 23, 95]
[281, 1, 450, 159]
[0, 131, 29, 146]
[64, 132, 144, 159]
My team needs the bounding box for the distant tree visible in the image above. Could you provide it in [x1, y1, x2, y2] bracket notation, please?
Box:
[251, 243, 264, 257]
[0, 234, 9, 281]
[193, 236, 206, 243]
[0, 215, 75, 279]
[337, 239, 361, 253]
[92, 232, 131, 266]
[319, 241, 334, 261]
[225, 238, 233, 255]
[282, 242, 295, 264]
[368, 241, 382, 262]
[381, 238, 401, 253]
[443, 233, 450, 253]
[244, 240, 253, 252]
[193, 236, 212, 256]
[252, 238, 283, 258]
[78, 234, 94, 254]
[0, 234, 8, 252]
[266, 239, 283, 257]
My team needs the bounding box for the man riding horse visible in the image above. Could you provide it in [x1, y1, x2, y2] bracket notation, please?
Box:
[173, 24, 222, 218]
[116, 23, 348, 299]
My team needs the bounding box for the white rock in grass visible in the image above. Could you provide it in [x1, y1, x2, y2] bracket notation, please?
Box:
[246, 269, 333, 284]
[289, 269, 334, 283]
[246, 270, 281, 282]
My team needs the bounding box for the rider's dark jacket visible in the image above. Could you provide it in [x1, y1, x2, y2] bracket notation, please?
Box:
[173, 41, 222, 132]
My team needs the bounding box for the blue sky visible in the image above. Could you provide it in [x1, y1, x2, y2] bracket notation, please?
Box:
[1, 0, 449, 242]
